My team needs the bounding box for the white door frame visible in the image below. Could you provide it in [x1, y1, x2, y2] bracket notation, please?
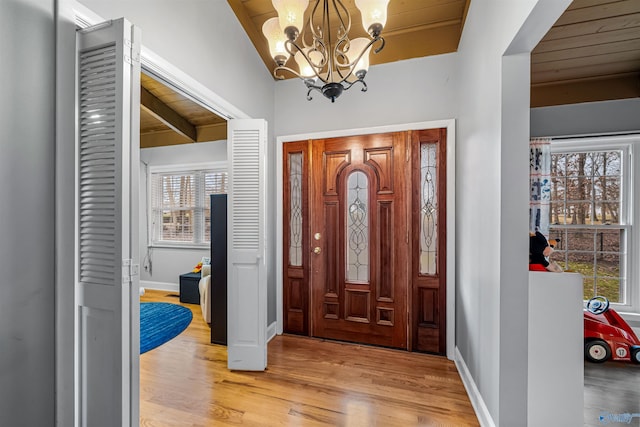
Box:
[56, 2, 253, 425]
[275, 119, 457, 359]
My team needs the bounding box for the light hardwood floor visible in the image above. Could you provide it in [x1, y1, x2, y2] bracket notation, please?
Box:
[140, 289, 480, 426]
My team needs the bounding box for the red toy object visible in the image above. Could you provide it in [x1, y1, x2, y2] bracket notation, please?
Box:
[584, 296, 640, 363]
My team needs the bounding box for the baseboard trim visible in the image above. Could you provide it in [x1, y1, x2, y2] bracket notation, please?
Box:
[455, 346, 496, 427]
[140, 280, 179, 293]
[267, 321, 277, 343]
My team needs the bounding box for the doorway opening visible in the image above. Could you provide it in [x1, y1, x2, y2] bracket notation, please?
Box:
[282, 129, 449, 354]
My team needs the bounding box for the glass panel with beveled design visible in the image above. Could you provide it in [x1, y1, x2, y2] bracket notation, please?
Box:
[346, 170, 369, 282]
[288, 153, 303, 266]
[420, 143, 438, 275]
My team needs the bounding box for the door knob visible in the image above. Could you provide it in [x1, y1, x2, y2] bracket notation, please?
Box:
[313, 247, 322, 254]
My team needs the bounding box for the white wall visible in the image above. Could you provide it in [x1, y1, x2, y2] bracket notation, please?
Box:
[139, 141, 227, 288]
[531, 98, 640, 137]
[274, 53, 459, 136]
[456, 0, 571, 425]
[78, 0, 274, 122]
[0, 0, 56, 425]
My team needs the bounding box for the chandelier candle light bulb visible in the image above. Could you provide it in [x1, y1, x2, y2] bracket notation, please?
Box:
[263, 0, 390, 102]
[262, 17, 291, 66]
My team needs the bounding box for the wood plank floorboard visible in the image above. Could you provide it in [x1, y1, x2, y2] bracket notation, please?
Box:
[140, 290, 480, 426]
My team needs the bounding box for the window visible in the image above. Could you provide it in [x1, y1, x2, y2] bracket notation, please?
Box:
[549, 136, 637, 311]
[150, 164, 227, 246]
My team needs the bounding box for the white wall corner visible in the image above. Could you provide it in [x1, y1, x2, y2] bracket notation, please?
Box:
[455, 347, 497, 427]
[267, 321, 277, 343]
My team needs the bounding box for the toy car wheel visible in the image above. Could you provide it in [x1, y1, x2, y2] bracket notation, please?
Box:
[631, 347, 640, 364]
[585, 340, 611, 363]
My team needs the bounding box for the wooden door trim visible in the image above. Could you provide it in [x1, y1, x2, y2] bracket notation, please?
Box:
[275, 120, 456, 358]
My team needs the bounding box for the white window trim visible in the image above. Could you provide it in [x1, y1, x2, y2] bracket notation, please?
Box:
[147, 161, 228, 249]
[551, 134, 639, 316]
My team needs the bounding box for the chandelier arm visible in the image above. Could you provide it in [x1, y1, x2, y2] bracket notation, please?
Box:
[339, 36, 383, 72]
[308, 0, 324, 41]
[284, 39, 329, 75]
[332, 0, 352, 37]
[341, 77, 368, 93]
[305, 83, 324, 101]
[286, 43, 330, 84]
[373, 36, 385, 54]
[274, 65, 315, 81]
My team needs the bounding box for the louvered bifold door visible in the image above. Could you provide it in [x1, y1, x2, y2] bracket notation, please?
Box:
[227, 119, 267, 371]
[76, 18, 141, 427]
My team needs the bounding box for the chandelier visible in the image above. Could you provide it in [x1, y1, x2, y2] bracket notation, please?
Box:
[262, 0, 390, 102]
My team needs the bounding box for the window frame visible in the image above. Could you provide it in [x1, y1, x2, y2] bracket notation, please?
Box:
[148, 161, 228, 249]
[550, 135, 638, 314]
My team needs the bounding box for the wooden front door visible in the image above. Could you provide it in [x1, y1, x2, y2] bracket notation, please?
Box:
[310, 132, 408, 348]
[282, 129, 447, 353]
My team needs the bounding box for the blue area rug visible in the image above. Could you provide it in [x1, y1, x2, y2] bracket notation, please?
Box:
[140, 302, 193, 354]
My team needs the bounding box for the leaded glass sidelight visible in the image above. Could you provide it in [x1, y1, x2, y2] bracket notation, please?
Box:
[289, 153, 303, 266]
[420, 143, 438, 275]
[346, 171, 369, 281]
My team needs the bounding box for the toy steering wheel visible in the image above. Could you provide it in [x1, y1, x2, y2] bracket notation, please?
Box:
[586, 296, 610, 315]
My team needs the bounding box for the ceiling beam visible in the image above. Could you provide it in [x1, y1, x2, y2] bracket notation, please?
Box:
[531, 72, 640, 107]
[197, 122, 228, 143]
[140, 87, 197, 142]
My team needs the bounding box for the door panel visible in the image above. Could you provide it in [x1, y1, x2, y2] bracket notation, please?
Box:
[311, 133, 409, 349]
[76, 18, 141, 426]
[283, 142, 310, 335]
[411, 129, 447, 354]
[227, 119, 268, 371]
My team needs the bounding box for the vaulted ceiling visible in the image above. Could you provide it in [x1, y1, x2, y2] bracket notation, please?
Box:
[139, 0, 640, 147]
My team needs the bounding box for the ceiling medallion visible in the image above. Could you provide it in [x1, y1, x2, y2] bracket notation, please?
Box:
[263, 0, 390, 102]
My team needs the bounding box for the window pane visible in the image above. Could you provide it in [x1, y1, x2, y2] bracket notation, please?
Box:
[420, 142, 438, 275]
[598, 202, 620, 225]
[346, 171, 369, 282]
[161, 209, 194, 241]
[550, 146, 628, 305]
[203, 171, 228, 243]
[549, 201, 565, 225]
[205, 172, 228, 194]
[151, 168, 227, 245]
[594, 277, 621, 303]
[551, 226, 625, 304]
[289, 153, 303, 267]
[162, 174, 195, 208]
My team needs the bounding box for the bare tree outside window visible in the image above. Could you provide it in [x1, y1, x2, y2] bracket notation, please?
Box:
[550, 149, 625, 303]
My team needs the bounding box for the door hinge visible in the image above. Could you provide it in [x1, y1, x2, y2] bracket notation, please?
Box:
[124, 38, 140, 65]
[122, 259, 140, 284]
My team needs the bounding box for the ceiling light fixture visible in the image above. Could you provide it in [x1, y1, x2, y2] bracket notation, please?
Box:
[262, 0, 390, 103]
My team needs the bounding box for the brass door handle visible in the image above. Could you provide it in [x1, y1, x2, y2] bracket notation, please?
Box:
[313, 247, 322, 254]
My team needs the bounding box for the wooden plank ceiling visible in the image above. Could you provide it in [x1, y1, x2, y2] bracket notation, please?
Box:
[228, 0, 640, 107]
[532, 0, 640, 107]
[142, 0, 640, 148]
[140, 73, 227, 149]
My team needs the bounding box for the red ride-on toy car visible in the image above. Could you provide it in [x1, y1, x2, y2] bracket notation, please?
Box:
[584, 296, 640, 363]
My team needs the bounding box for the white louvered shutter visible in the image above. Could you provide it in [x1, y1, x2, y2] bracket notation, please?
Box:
[76, 18, 141, 427]
[227, 119, 267, 370]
